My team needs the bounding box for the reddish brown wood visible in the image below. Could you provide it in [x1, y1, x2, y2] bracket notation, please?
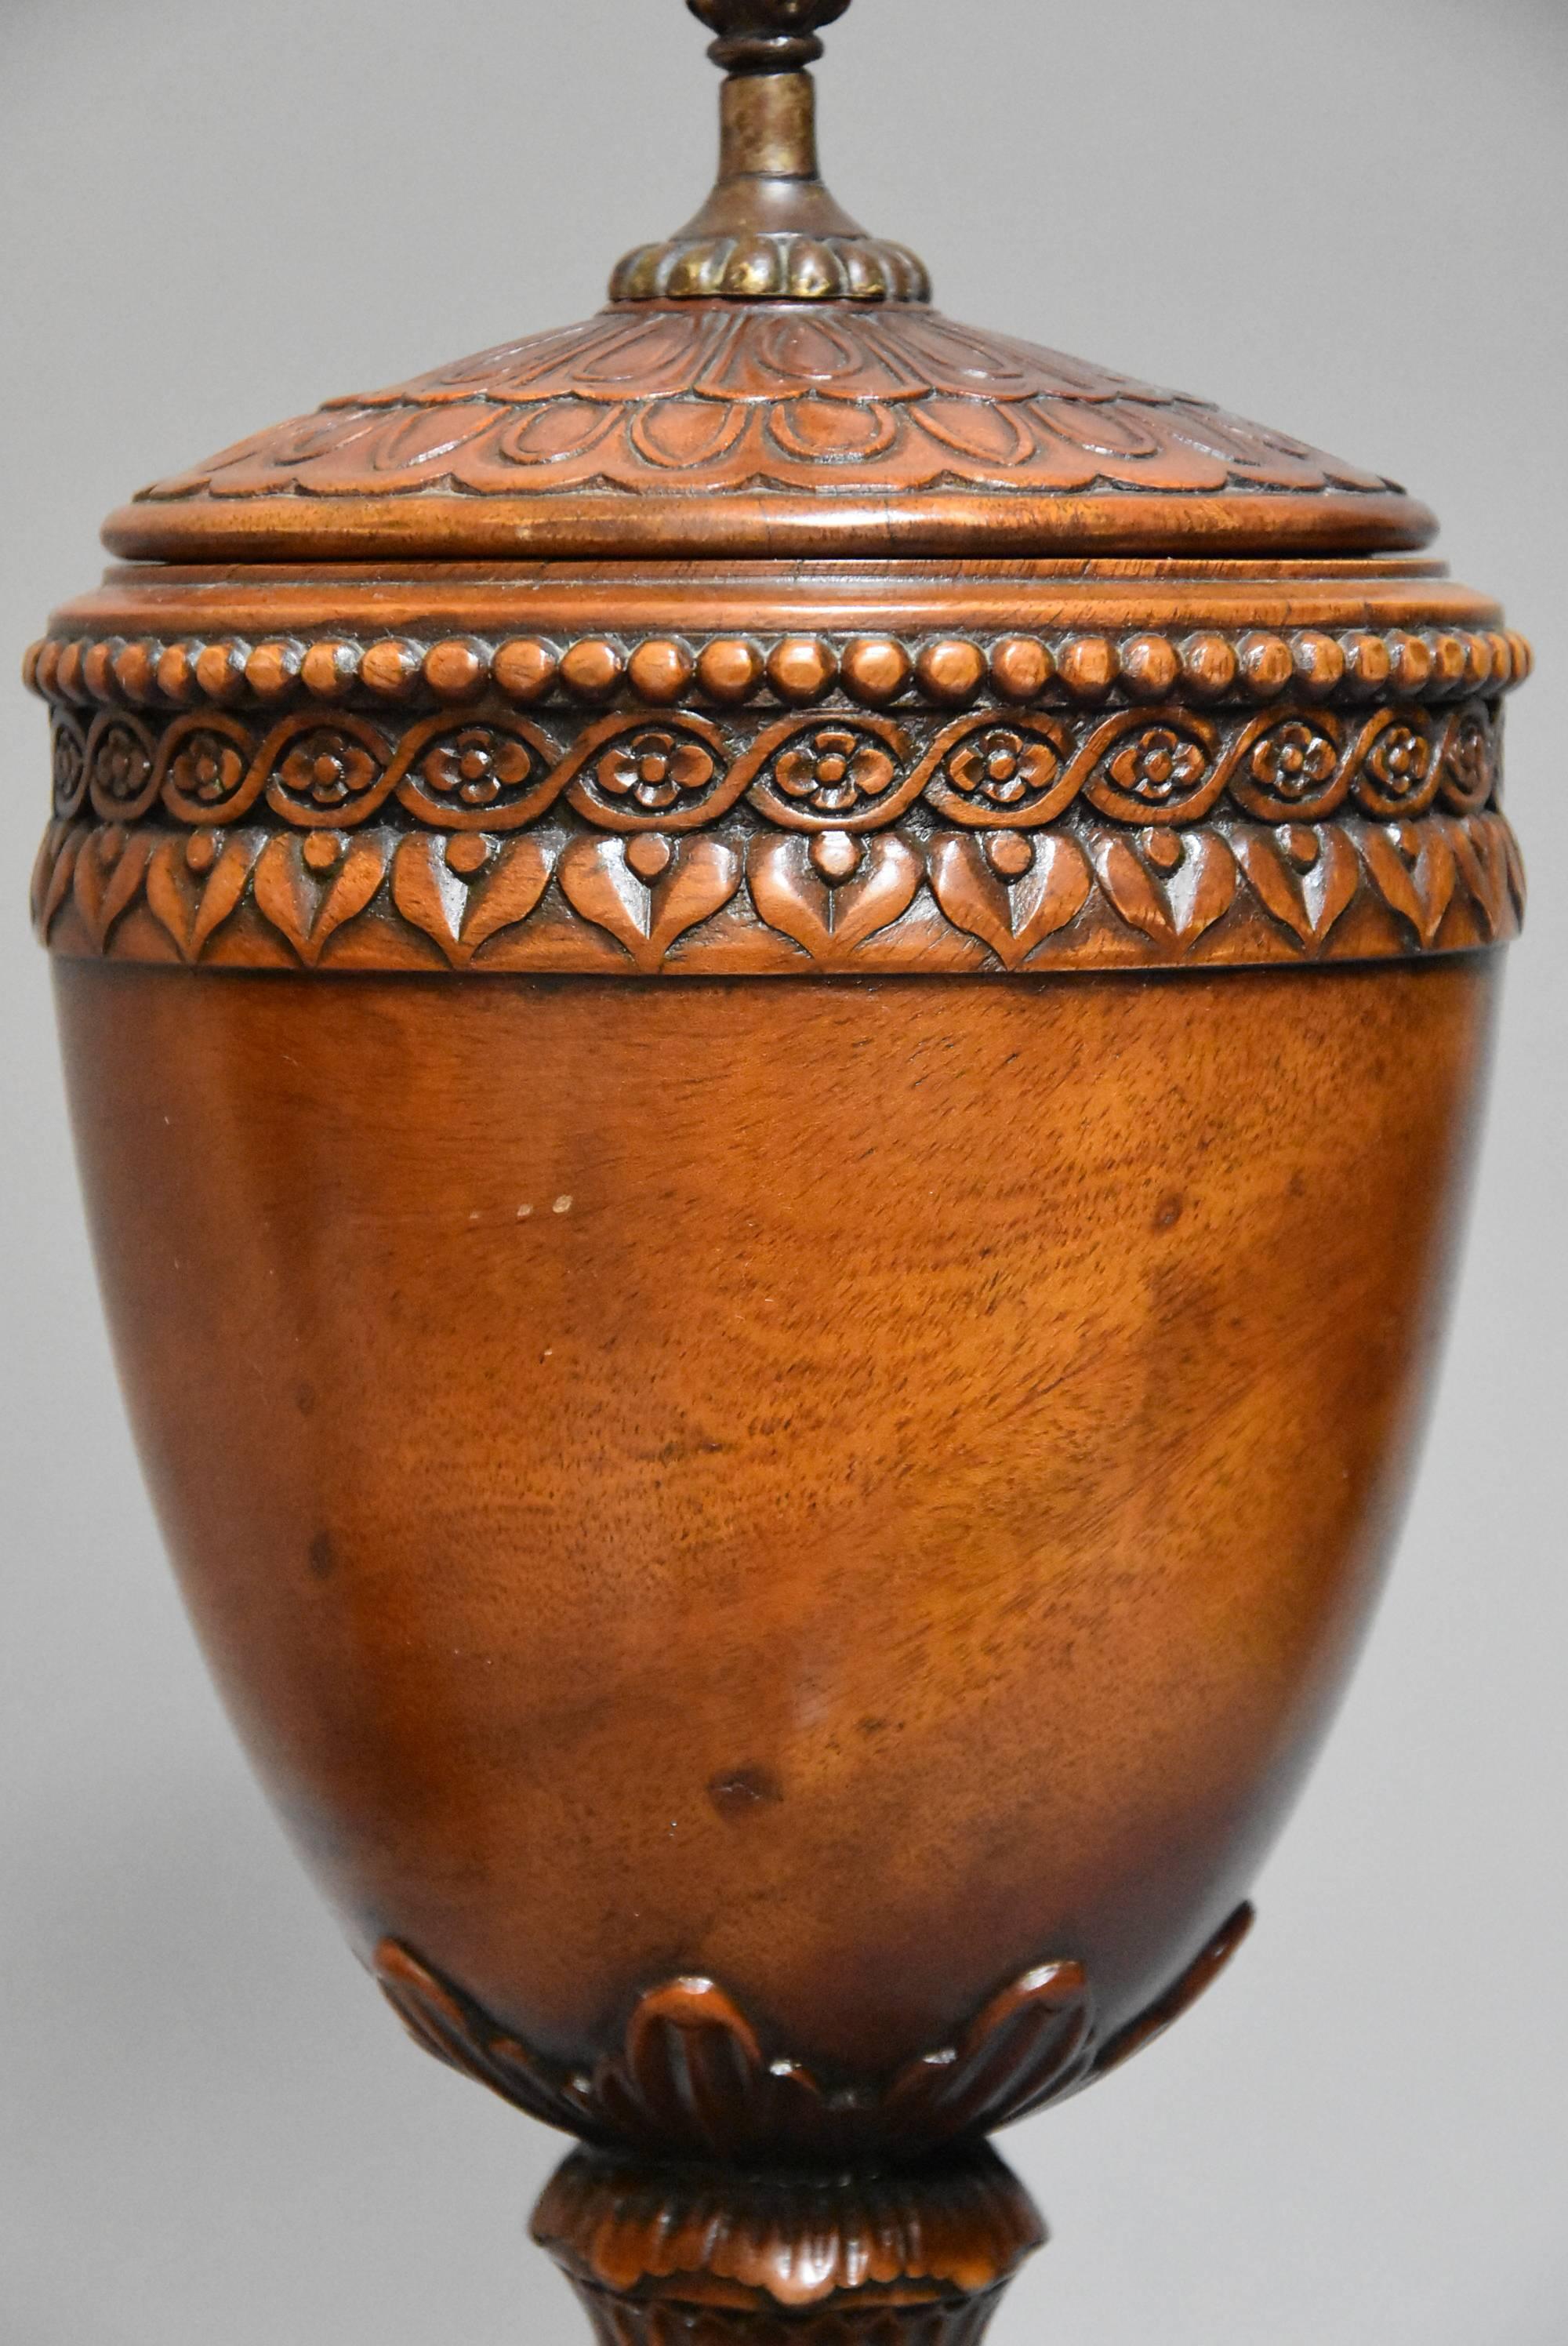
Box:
[25, 575, 1526, 979]
[101, 318, 1437, 565]
[56, 953, 1493, 2069]
[532, 2139, 1042, 2343]
[30, 0, 1529, 2332]
[50, 945, 1498, 2322]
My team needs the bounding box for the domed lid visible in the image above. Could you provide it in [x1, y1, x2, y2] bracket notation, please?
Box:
[103, 0, 1434, 566]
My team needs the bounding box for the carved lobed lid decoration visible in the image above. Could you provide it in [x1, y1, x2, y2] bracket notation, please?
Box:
[101, 0, 1436, 565]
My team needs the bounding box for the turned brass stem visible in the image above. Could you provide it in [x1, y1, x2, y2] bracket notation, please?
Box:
[677, 65, 866, 242]
[718, 67, 820, 185]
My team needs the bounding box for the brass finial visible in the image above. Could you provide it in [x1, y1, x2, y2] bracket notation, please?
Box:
[609, 0, 930, 304]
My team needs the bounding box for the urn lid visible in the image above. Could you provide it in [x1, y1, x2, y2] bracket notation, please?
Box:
[103, 0, 1434, 567]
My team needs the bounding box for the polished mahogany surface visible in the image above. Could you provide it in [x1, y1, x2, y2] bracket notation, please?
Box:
[57, 958, 1493, 2081]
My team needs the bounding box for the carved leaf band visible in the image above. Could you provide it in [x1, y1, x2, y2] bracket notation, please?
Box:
[33, 805, 1523, 974]
[372, 1907, 1254, 2166]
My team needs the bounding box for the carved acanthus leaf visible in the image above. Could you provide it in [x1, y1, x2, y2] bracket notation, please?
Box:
[371, 1909, 1254, 2166]
[532, 2138, 1042, 2314]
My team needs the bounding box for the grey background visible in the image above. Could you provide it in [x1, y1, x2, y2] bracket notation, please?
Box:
[2, 1, 1564, 2339]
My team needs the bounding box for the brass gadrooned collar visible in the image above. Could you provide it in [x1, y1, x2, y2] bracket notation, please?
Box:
[610, 0, 931, 305]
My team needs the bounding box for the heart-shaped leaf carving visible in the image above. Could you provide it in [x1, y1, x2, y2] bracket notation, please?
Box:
[252, 831, 390, 965]
[927, 833, 1091, 968]
[146, 830, 265, 962]
[392, 834, 555, 966]
[31, 823, 81, 941]
[1357, 821, 1457, 948]
[747, 833, 924, 966]
[1501, 815, 1527, 926]
[1091, 829, 1236, 950]
[71, 826, 154, 952]
[558, 836, 741, 972]
[1449, 815, 1510, 940]
[1232, 826, 1359, 948]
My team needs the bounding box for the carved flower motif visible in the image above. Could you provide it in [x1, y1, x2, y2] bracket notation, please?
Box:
[1363, 722, 1432, 800]
[774, 727, 898, 815]
[278, 732, 380, 809]
[946, 727, 1059, 807]
[1249, 720, 1338, 800]
[1444, 713, 1494, 804]
[169, 730, 248, 808]
[52, 724, 85, 807]
[92, 724, 153, 806]
[422, 728, 534, 809]
[597, 728, 717, 812]
[1107, 725, 1207, 804]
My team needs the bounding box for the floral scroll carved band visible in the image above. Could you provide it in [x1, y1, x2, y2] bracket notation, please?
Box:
[27, 616, 1523, 975]
[372, 1906, 1252, 2166]
[35, 690, 1510, 842]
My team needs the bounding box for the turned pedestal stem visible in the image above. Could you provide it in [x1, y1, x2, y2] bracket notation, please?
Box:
[532, 2144, 1042, 2343]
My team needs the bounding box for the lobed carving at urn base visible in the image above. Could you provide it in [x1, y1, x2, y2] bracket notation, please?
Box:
[375, 1908, 1254, 2166]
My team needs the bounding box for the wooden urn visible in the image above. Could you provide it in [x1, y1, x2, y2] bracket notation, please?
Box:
[28, 4, 1530, 2337]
